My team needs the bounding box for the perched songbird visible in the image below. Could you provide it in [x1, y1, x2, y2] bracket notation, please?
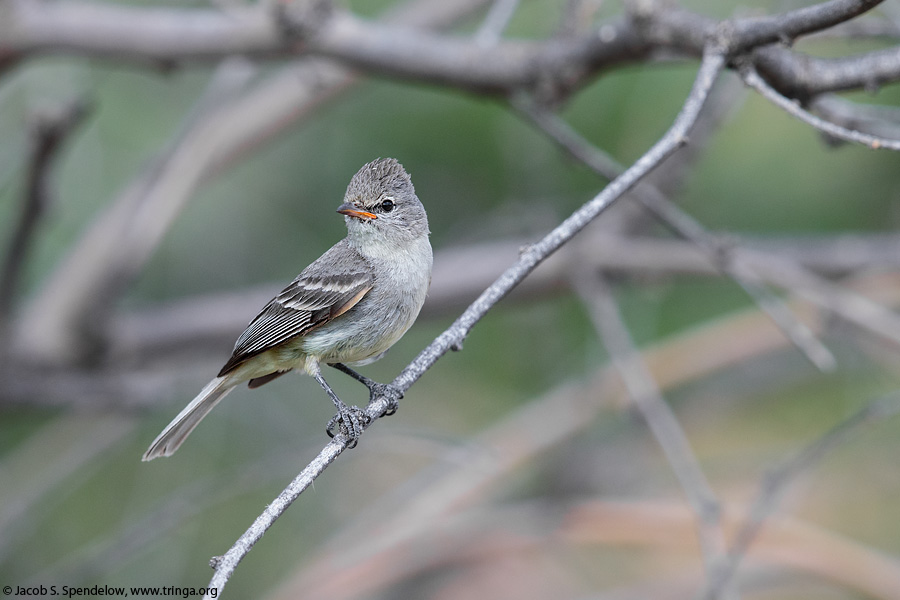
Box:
[143, 158, 432, 460]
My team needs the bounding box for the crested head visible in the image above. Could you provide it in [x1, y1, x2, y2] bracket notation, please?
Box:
[346, 157, 413, 200]
[339, 158, 430, 245]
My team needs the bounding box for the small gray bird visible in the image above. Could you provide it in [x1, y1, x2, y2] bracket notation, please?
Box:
[143, 158, 432, 460]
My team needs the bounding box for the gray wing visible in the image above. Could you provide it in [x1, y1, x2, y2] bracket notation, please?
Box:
[218, 241, 374, 376]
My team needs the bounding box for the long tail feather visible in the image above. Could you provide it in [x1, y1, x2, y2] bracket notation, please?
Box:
[142, 377, 235, 461]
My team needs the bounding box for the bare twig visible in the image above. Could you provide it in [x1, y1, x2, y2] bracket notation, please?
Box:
[474, 0, 519, 46]
[0, 0, 894, 100]
[752, 44, 900, 98]
[741, 63, 900, 150]
[393, 49, 724, 393]
[0, 98, 90, 321]
[723, 0, 886, 52]
[575, 274, 729, 586]
[701, 392, 900, 599]
[811, 94, 900, 142]
[513, 96, 836, 372]
[204, 49, 727, 597]
[273, 378, 603, 600]
[739, 249, 900, 351]
[514, 94, 900, 363]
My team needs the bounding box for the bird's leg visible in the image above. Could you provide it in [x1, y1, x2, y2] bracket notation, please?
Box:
[329, 362, 403, 416]
[310, 364, 369, 445]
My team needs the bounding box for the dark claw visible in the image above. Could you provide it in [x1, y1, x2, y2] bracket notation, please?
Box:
[325, 404, 370, 448]
[367, 382, 403, 416]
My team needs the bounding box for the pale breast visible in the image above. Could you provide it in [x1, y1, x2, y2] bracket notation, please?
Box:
[300, 235, 432, 366]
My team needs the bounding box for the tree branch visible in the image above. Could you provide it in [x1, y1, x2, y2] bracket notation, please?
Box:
[742, 62, 900, 149]
[0, 0, 894, 101]
[512, 95, 837, 371]
[203, 49, 726, 597]
[474, 0, 520, 46]
[0, 98, 90, 322]
[754, 44, 900, 98]
[724, 0, 886, 52]
[810, 94, 900, 142]
[575, 273, 730, 586]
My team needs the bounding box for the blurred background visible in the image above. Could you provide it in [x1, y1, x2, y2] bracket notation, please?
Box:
[2, 0, 900, 598]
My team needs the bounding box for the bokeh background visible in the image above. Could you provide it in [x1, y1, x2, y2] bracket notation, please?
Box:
[2, 0, 900, 598]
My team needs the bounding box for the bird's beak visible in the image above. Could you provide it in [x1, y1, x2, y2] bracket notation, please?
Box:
[337, 203, 377, 220]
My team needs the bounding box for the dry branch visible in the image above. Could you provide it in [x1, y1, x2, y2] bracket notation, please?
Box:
[0, 0, 898, 596]
[204, 49, 727, 597]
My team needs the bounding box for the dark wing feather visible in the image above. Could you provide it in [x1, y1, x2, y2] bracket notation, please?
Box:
[218, 242, 373, 376]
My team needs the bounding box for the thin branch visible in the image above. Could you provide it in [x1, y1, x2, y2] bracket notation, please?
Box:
[514, 92, 900, 360]
[753, 44, 900, 98]
[275, 380, 605, 599]
[739, 248, 900, 352]
[0, 0, 895, 100]
[0, 98, 90, 321]
[393, 50, 724, 393]
[204, 49, 726, 597]
[513, 97, 836, 371]
[742, 63, 900, 150]
[206, 441, 346, 593]
[701, 392, 900, 599]
[811, 94, 900, 142]
[724, 0, 886, 52]
[474, 0, 519, 46]
[575, 273, 729, 586]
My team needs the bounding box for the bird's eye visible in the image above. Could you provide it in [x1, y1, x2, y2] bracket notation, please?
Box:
[380, 199, 395, 212]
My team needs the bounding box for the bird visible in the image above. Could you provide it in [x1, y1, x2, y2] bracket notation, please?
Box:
[142, 158, 432, 460]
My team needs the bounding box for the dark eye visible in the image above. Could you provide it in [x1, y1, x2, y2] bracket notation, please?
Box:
[380, 199, 395, 212]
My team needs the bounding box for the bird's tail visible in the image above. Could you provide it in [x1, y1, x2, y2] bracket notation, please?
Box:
[142, 376, 235, 461]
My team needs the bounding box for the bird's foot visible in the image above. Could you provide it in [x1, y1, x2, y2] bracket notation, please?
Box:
[326, 403, 370, 448]
[366, 382, 403, 416]
[329, 363, 402, 415]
